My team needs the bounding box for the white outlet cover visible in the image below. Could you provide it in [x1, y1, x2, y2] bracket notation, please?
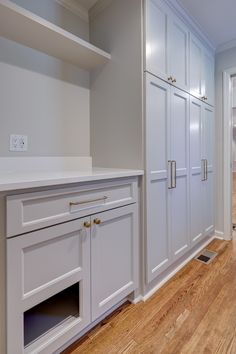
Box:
[10, 134, 28, 152]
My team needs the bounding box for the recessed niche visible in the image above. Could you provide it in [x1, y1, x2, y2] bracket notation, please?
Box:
[24, 283, 80, 347]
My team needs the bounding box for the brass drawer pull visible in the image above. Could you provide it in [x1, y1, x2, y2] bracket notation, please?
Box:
[94, 218, 102, 225]
[70, 196, 108, 207]
[84, 221, 91, 228]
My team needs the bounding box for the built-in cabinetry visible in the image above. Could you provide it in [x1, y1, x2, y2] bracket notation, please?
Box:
[6, 177, 138, 354]
[146, 74, 190, 282]
[145, 0, 215, 284]
[190, 33, 215, 106]
[145, 0, 189, 91]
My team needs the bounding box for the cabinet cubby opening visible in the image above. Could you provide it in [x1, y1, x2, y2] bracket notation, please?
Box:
[24, 283, 80, 347]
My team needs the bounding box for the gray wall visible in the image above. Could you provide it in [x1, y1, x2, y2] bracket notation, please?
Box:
[90, 0, 143, 169]
[215, 46, 236, 233]
[0, 0, 90, 157]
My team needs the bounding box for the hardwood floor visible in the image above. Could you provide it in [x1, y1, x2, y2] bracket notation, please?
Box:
[232, 173, 236, 225]
[63, 237, 236, 354]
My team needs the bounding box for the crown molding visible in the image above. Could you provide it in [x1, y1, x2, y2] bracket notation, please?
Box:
[89, 0, 113, 21]
[165, 0, 216, 53]
[216, 39, 236, 54]
[55, 0, 89, 22]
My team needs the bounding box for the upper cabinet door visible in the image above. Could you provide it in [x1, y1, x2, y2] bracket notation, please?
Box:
[202, 49, 215, 106]
[169, 16, 189, 91]
[190, 33, 204, 100]
[145, 0, 169, 81]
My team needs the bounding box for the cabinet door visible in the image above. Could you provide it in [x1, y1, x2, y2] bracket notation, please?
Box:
[203, 48, 215, 106]
[145, 74, 171, 283]
[169, 15, 189, 91]
[7, 218, 90, 354]
[145, 0, 169, 81]
[170, 87, 190, 260]
[190, 33, 204, 100]
[91, 204, 138, 321]
[202, 104, 214, 235]
[190, 97, 204, 245]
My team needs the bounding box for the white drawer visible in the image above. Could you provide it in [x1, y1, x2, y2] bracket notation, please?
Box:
[7, 177, 138, 237]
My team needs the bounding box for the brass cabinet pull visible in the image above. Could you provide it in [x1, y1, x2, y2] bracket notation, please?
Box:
[94, 218, 101, 225]
[70, 196, 108, 207]
[168, 160, 173, 189]
[201, 159, 205, 181]
[205, 159, 208, 180]
[84, 221, 91, 228]
[171, 160, 177, 188]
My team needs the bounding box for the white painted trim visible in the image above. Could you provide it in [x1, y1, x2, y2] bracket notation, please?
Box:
[142, 235, 215, 302]
[54, 0, 89, 22]
[130, 295, 143, 305]
[215, 230, 224, 240]
[223, 68, 236, 241]
[216, 39, 236, 54]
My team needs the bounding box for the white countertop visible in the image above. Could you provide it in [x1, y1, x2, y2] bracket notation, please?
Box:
[0, 167, 144, 192]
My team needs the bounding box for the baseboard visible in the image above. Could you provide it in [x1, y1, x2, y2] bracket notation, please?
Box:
[215, 230, 225, 240]
[141, 235, 216, 302]
[130, 295, 143, 304]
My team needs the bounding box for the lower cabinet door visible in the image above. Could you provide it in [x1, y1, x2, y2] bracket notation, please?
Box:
[91, 204, 138, 321]
[7, 218, 90, 354]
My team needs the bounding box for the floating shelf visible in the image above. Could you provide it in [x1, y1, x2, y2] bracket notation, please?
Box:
[0, 0, 111, 70]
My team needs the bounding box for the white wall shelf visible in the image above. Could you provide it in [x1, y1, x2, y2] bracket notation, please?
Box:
[0, 0, 111, 70]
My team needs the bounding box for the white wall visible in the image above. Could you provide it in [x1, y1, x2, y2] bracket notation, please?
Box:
[90, 0, 143, 169]
[215, 47, 236, 233]
[0, 0, 90, 157]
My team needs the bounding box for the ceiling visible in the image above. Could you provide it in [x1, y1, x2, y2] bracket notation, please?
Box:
[177, 0, 236, 50]
[76, 0, 98, 10]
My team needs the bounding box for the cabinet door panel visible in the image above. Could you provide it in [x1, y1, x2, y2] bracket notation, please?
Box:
[91, 205, 137, 321]
[146, 74, 171, 282]
[145, 0, 169, 80]
[190, 34, 203, 99]
[169, 16, 189, 91]
[202, 105, 214, 234]
[7, 218, 90, 354]
[171, 176, 189, 257]
[170, 87, 190, 259]
[203, 49, 214, 106]
[190, 98, 203, 244]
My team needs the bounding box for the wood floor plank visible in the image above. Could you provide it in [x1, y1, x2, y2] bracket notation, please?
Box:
[63, 238, 236, 354]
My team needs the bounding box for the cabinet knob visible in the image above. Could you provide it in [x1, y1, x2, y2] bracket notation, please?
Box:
[94, 218, 101, 225]
[168, 76, 173, 81]
[84, 221, 91, 228]
[172, 77, 177, 83]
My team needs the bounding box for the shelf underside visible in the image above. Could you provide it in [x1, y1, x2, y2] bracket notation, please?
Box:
[0, 0, 111, 70]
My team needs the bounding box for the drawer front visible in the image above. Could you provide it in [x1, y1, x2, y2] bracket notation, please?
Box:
[7, 178, 138, 237]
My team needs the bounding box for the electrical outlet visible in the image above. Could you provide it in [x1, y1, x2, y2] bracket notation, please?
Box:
[9, 134, 28, 152]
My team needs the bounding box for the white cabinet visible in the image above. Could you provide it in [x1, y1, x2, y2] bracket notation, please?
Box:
[170, 87, 190, 259]
[146, 74, 190, 283]
[6, 178, 139, 354]
[202, 49, 215, 106]
[91, 205, 138, 321]
[7, 218, 91, 354]
[169, 15, 189, 91]
[190, 33, 214, 106]
[145, 0, 189, 91]
[202, 104, 214, 234]
[190, 97, 214, 245]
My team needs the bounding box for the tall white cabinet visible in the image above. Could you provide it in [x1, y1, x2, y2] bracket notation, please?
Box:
[145, 0, 215, 284]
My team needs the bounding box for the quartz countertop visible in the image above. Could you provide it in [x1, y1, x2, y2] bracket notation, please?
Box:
[0, 167, 144, 192]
